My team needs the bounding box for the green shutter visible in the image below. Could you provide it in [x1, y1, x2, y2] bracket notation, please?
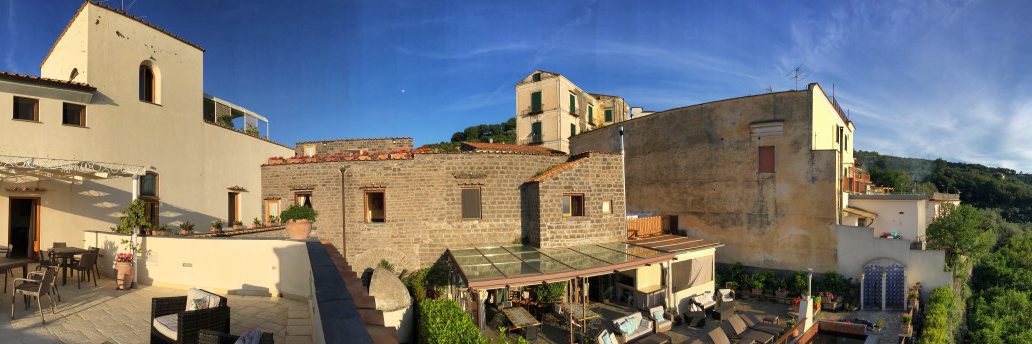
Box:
[569, 94, 576, 114]
[588, 106, 594, 123]
[605, 109, 613, 122]
[531, 92, 542, 113]
[570, 123, 576, 137]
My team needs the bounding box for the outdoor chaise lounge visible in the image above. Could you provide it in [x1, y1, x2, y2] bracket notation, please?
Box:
[151, 288, 230, 343]
[739, 313, 787, 335]
[612, 311, 653, 343]
[727, 314, 775, 343]
[646, 305, 672, 333]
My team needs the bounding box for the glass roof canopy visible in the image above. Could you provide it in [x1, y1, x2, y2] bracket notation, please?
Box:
[448, 242, 675, 290]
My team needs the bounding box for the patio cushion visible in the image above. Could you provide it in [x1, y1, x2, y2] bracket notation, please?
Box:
[186, 288, 221, 311]
[153, 313, 179, 340]
[618, 318, 637, 334]
[600, 331, 614, 344]
[651, 309, 663, 321]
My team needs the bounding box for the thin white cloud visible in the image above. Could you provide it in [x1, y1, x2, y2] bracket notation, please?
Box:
[394, 42, 532, 60]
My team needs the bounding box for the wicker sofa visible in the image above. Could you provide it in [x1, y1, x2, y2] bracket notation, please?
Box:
[150, 289, 230, 343]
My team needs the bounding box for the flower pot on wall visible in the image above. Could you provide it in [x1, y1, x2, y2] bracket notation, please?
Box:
[286, 219, 312, 240]
[115, 262, 133, 290]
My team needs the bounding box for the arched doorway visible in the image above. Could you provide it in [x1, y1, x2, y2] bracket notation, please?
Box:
[862, 258, 906, 310]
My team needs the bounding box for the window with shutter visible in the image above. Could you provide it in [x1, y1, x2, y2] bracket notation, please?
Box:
[759, 146, 775, 173]
[531, 122, 542, 142]
[570, 123, 576, 137]
[588, 106, 594, 123]
[604, 109, 613, 122]
[530, 91, 542, 113]
[569, 94, 576, 114]
[461, 188, 482, 219]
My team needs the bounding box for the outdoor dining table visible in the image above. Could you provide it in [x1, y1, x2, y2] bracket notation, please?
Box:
[560, 302, 600, 322]
[50, 247, 89, 285]
[501, 306, 541, 330]
[0, 257, 31, 293]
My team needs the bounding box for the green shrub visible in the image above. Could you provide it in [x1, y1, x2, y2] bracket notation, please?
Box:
[755, 271, 777, 291]
[729, 262, 749, 290]
[418, 299, 486, 344]
[919, 286, 954, 344]
[818, 272, 847, 295]
[113, 199, 150, 234]
[280, 204, 318, 222]
[787, 271, 808, 296]
[533, 282, 566, 304]
[405, 268, 429, 301]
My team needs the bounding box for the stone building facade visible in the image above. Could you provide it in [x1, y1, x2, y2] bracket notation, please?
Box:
[570, 83, 854, 272]
[294, 137, 414, 157]
[261, 149, 626, 271]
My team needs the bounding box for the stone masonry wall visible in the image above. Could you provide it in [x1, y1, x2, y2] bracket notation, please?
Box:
[294, 138, 413, 156]
[535, 154, 626, 248]
[262, 152, 627, 271]
[570, 89, 842, 272]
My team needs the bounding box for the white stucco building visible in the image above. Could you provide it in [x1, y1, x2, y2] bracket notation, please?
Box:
[0, 1, 293, 258]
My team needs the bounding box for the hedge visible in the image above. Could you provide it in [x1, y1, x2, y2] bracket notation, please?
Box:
[418, 299, 486, 344]
[918, 286, 954, 344]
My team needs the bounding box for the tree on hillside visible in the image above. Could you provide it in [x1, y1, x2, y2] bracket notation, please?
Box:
[927, 203, 994, 269]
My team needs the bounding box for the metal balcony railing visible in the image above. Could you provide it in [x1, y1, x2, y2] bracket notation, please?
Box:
[518, 134, 543, 145]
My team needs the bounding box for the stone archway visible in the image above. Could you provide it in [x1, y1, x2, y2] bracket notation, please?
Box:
[862, 258, 906, 310]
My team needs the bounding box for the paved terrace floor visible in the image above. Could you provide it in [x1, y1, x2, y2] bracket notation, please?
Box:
[0, 267, 311, 344]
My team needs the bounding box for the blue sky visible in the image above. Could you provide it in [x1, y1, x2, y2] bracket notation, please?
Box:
[3, 1, 1032, 171]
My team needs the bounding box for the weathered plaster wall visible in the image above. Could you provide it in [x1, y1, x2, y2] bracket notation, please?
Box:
[836, 225, 950, 297]
[570, 87, 843, 272]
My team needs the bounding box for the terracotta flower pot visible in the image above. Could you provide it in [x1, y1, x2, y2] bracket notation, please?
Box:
[115, 262, 133, 289]
[285, 219, 312, 240]
[180, 229, 191, 236]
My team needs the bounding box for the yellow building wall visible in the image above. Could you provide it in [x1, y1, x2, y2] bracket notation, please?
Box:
[0, 3, 293, 252]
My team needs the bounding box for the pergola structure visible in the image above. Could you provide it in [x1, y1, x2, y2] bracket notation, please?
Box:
[445, 241, 676, 339]
[0, 154, 147, 287]
[0, 155, 146, 184]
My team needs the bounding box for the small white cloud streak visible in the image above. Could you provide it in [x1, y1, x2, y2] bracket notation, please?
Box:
[394, 42, 533, 60]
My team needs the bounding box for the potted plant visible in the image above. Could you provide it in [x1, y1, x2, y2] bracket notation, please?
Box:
[153, 225, 171, 236]
[775, 276, 790, 300]
[179, 222, 195, 236]
[232, 220, 244, 230]
[749, 274, 765, 299]
[114, 252, 134, 290]
[900, 313, 913, 335]
[253, 217, 263, 229]
[812, 295, 822, 312]
[280, 205, 318, 240]
[533, 281, 566, 313]
[210, 219, 224, 234]
[287, 155, 304, 164]
[821, 291, 840, 311]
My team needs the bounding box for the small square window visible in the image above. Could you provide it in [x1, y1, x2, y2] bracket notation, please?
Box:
[601, 200, 612, 214]
[562, 194, 584, 217]
[295, 191, 313, 208]
[13, 96, 38, 121]
[461, 187, 481, 219]
[365, 190, 385, 223]
[62, 103, 86, 126]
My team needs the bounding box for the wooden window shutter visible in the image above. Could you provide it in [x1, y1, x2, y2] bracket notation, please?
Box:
[759, 146, 775, 173]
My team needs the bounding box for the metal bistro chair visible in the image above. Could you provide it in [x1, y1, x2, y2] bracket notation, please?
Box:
[1, 244, 11, 293]
[87, 247, 102, 278]
[70, 252, 99, 289]
[11, 266, 58, 323]
[31, 250, 62, 302]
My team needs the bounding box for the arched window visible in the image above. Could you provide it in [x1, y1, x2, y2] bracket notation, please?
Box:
[139, 63, 156, 103]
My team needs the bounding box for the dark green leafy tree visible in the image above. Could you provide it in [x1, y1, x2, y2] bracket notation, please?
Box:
[926, 203, 994, 269]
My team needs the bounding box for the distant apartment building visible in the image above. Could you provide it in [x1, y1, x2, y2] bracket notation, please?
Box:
[0, 2, 293, 258]
[515, 70, 630, 153]
[571, 83, 856, 272]
[295, 137, 414, 157]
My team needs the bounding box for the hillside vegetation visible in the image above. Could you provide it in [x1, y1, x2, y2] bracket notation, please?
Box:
[856, 151, 1032, 223]
[421, 118, 517, 152]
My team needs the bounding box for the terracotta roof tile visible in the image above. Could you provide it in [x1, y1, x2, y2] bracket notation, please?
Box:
[295, 137, 413, 145]
[461, 142, 565, 155]
[0, 71, 96, 92]
[528, 154, 590, 182]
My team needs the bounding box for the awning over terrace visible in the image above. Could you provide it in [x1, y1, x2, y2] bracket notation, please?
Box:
[628, 234, 724, 253]
[0, 155, 146, 183]
[447, 242, 675, 290]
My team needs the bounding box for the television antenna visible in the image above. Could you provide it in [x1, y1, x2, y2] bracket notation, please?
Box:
[785, 64, 809, 90]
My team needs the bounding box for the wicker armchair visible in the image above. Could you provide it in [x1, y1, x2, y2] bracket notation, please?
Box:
[197, 329, 274, 344]
[150, 289, 230, 343]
